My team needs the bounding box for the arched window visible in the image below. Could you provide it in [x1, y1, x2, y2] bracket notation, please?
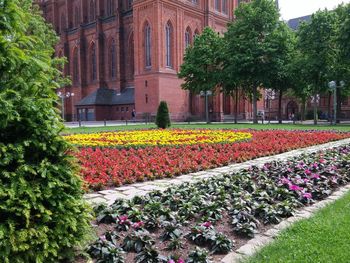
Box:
[185, 27, 192, 49]
[165, 21, 173, 68]
[74, 6, 80, 27]
[127, 0, 133, 9]
[194, 29, 199, 40]
[89, 0, 95, 21]
[222, 0, 228, 14]
[110, 39, 116, 78]
[73, 48, 79, 84]
[91, 43, 97, 81]
[144, 22, 151, 68]
[106, 0, 114, 16]
[60, 14, 66, 33]
[215, 0, 220, 11]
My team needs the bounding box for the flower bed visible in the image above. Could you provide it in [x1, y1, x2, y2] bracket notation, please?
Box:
[73, 129, 349, 190]
[87, 145, 350, 263]
[66, 129, 252, 147]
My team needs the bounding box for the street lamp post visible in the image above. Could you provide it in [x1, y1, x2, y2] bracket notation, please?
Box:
[57, 91, 75, 121]
[200, 90, 213, 124]
[328, 81, 345, 125]
[264, 89, 276, 124]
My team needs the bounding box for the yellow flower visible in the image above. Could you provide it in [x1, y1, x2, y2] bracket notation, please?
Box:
[65, 129, 252, 147]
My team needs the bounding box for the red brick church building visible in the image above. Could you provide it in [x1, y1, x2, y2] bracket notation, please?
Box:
[38, 0, 349, 122]
[38, 0, 252, 122]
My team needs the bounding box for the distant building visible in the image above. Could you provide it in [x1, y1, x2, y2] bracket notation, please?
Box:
[38, 1, 349, 122]
[287, 15, 311, 30]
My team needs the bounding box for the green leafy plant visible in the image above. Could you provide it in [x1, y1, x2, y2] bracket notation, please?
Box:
[166, 237, 185, 251]
[0, 2, 92, 262]
[160, 221, 183, 241]
[135, 246, 159, 263]
[155, 101, 171, 129]
[88, 237, 124, 263]
[121, 231, 155, 253]
[186, 247, 212, 263]
[209, 233, 234, 254]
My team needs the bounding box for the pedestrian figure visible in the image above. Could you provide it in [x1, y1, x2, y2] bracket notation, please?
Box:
[132, 108, 136, 122]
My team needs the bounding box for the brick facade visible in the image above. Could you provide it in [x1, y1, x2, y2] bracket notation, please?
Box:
[38, 0, 350, 122]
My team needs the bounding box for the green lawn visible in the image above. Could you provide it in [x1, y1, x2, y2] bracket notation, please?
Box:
[245, 191, 350, 263]
[64, 123, 350, 134]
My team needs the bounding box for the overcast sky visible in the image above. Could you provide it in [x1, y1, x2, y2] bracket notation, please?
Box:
[279, 0, 350, 20]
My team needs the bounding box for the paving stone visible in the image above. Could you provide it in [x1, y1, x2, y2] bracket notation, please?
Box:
[88, 197, 107, 205]
[295, 210, 313, 219]
[236, 244, 258, 256]
[116, 186, 136, 191]
[123, 189, 149, 199]
[138, 185, 163, 191]
[263, 228, 280, 238]
[122, 189, 146, 196]
[246, 235, 273, 247]
[84, 193, 102, 199]
[286, 215, 303, 224]
[99, 190, 119, 195]
[221, 252, 244, 263]
[104, 193, 127, 202]
[274, 220, 292, 231]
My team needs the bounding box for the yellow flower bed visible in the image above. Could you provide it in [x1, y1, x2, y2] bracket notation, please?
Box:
[65, 129, 252, 147]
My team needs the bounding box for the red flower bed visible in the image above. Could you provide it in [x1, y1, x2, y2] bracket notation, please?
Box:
[75, 130, 349, 190]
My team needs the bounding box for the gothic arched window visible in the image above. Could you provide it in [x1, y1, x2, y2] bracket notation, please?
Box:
[165, 21, 173, 68]
[73, 48, 79, 84]
[74, 6, 80, 27]
[185, 27, 192, 49]
[144, 22, 151, 68]
[90, 43, 97, 81]
[89, 0, 96, 21]
[60, 14, 66, 33]
[106, 0, 114, 16]
[110, 39, 116, 78]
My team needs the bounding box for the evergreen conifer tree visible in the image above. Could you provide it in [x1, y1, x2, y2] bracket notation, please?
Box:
[0, 1, 92, 262]
[155, 101, 171, 129]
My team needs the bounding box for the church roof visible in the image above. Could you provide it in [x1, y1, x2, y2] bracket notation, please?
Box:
[76, 87, 134, 106]
[287, 15, 312, 30]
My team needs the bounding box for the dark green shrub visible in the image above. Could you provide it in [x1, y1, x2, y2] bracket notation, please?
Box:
[155, 101, 171, 129]
[0, 2, 91, 262]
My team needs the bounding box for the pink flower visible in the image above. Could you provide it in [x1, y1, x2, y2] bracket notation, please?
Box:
[132, 221, 144, 229]
[311, 173, 320, 179]
[168, 260, 175, 263]
[99, 235, 107, 241]
[305, 169, 311, 175]
[118, 215, 130, 224]
[287, 168, 292, 172]
[303, 178, 310, 183]
[202, 221, 212, 228]
[177, 259, 185, 263]
[280, 177, 291, 185]
[303, 192, 312, 199]
[289, 184, 303, 191]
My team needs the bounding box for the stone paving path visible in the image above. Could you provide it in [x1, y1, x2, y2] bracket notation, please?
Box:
[84, 138, 350, 206]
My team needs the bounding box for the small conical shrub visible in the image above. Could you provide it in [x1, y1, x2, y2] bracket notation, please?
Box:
[155, 101, 171, 129]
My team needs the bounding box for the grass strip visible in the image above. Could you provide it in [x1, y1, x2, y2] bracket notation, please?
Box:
[246, 191, 350, 263]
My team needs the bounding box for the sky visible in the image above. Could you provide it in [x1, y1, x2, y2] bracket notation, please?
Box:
[279, 0, 350, 20]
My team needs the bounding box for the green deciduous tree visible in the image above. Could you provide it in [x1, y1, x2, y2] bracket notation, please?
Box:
[0, 1, 91, 262]
[178, 27, 223, 123]
[224, 0, 280, 124]
[297, 9, 339, 124]
[155, 101, 171, 129]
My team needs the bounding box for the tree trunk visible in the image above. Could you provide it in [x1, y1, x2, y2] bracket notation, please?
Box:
[252, 86, 258, 124]
[327, 91, 332, 122]
[337, 87, 341, 124]
[278, 89, 283, 124]
[313, 92, 318, 125]
[301, 98, 306, 122]
[234, 89, 239, 124]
